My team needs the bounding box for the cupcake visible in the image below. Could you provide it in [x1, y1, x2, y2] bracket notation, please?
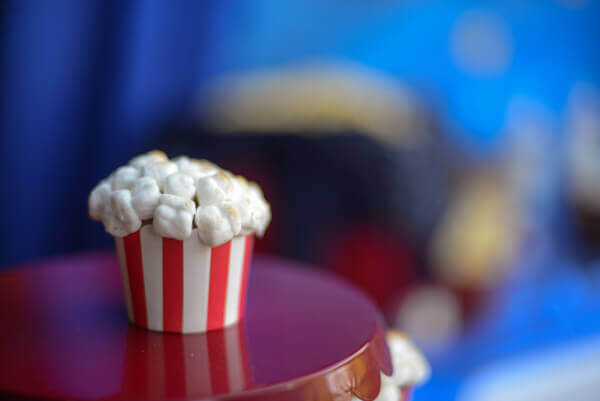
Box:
[89, 151, 271, 333]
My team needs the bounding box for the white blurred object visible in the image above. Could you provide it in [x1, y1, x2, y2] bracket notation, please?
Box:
[351, 330, 430, 401]
[450, 11, 512, 76]
[386, 330, 431, 387]
[394, 285, 462, 354]
[458, 336, 600, 401]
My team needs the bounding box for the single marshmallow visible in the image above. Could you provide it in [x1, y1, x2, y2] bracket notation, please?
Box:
[104, 189, 142, 237]
[195, 159, 220, 171]
[249, 201, 271, 236]
[129, 150, 168, 169]
[196, 172, 235, 206]
[111, 166, 140, 190]
[246, 183, 271, 235]
[173, 156, 218, 180]
[231, 176, 253, 233]
[233, 197, 252, 234]
[164, 172, 196, 200]
[152, 194, 196, 240]
[88, 180, 112, 221]
[141, 161, 177, 190]
[131, 176, 161, 220]
[195, 202, 242, 247]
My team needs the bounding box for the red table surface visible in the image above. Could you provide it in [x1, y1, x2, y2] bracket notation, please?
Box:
[0, 252, 394, 401]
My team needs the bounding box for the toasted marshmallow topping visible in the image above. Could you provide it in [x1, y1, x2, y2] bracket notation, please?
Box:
[88, 151, 271, 246]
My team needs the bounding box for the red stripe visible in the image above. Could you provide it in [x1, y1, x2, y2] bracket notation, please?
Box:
[207, 241, 231, 331]
[207, 329, 229, 394]
[162, 238, 183, 332]
[123, 231, 147, 328]
[402, 387, 412, 401]
[238, 236, 254, 319]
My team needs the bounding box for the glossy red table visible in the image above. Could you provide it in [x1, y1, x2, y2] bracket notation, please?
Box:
[0, 252, 395, 401]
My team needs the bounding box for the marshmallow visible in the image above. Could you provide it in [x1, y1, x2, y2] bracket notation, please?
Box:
[195, 202, 242, 247]
[194, 159, 220, 171]
[141, 161, 177, 189]
[164, 172, 196, 200]
[111, 166, 140, 190]
[131, 176, 161, 220]
[129, 150, 168, 169]
[196, 172, 235, 206]
[173, 156, 217, 180]
[88, 180, 112, 221]
[153, 194, 196, 240]
[104, 190, 142, 237]
[245, 182, 271, 235]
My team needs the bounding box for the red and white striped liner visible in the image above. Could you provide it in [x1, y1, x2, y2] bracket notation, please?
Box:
[115, 225, 253, 333]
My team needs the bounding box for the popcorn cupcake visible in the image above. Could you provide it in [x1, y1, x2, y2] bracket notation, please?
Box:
[89, 151, 271, 333]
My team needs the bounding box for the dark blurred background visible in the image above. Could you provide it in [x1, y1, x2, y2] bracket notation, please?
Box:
[2, 1, 600, 400]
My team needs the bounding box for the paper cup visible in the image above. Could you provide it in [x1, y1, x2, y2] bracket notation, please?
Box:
[114, 224, 254, 333]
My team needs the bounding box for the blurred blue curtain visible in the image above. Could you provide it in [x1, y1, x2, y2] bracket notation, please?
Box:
[1, 0, 599, 267]
[0, 1, 216, 267]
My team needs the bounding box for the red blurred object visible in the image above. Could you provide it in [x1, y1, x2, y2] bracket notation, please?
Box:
[0, 252, 404, 401]
[325, 225, 416, 309]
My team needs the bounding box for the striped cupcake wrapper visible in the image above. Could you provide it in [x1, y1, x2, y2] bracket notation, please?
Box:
[115, 225, 253, 333]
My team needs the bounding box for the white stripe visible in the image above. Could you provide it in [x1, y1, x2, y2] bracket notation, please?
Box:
[182, 229, 211, 333]
[140, 225, 163, 331]
[224, 236, 246, 326]
[225, 326, 246, 391]
[184, 335, 212, 396]
[115, 237, 134, 321]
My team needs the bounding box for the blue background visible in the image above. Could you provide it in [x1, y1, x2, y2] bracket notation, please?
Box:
[2, 2, 600, 400]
